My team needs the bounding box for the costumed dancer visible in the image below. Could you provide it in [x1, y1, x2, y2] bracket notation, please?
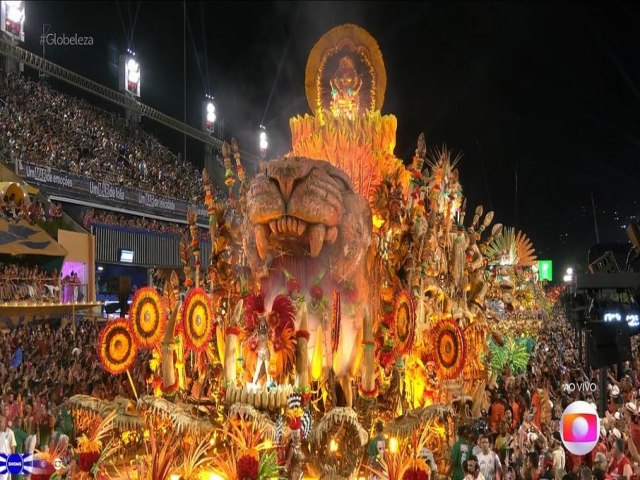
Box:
[366, 421, 386, 480]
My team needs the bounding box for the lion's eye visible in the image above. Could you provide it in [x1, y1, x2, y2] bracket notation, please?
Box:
[329, 174, 351, 191]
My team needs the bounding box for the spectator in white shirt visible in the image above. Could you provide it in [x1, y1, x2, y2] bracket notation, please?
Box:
[476, 434, 503, 480]
[551, 435, 566, 479]
[0, 415, 17, 480]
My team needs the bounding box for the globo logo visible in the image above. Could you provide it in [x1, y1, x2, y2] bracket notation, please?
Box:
[560, 401, 601, 455]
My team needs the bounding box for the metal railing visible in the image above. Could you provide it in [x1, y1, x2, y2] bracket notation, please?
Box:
[0, 281, 92, 305]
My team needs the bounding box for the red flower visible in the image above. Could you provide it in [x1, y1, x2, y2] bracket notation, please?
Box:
[382, 312, 394, 329]
[343, 282, 358, 302]
[310, 284, 323, 300]
[77, 451, 101, 472]
[420, 351, 432, 365]
[402, 468, 429, 480]
[380, 349, 395, 368]
[289, 417, 302, 430]
[237, 454, 259, 480]
[287, 277, 300, 294]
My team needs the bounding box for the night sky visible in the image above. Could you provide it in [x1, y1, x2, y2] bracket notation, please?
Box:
[21, 2, 640, 279]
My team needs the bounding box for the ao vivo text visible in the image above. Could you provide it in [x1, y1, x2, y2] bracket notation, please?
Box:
[565, 382, 598, 393]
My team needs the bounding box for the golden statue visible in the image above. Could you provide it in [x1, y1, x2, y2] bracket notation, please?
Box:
[330, 56, 363, 119]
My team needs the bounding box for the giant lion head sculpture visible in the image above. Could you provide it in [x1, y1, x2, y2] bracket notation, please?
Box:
[242, 156, 372, 301]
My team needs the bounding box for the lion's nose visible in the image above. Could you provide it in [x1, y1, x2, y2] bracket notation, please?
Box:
[272, 176, 294, 202]
[269, 165, 297, 202]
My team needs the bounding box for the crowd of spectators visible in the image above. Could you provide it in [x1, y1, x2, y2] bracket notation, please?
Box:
[3, 283, 639, 480]
[0, 264, 60, 303]
[0, 72, 207, 203]
[82, 207, 209, 238]
[449, 306, 640, 480]
[0, 320, 147, 456]
[83, 207, 184, 235]
[0, 194, 62, 225]
[0, 263, 89, 304]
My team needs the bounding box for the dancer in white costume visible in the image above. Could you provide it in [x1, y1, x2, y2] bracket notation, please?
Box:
[251, 314, 272, 385]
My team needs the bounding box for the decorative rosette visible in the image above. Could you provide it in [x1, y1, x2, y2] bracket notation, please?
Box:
[432, 317, 466, 380]
[180, 287, 214, 353]
[393, 290, 416, 354]
[129, 287, 166, 349]
[331, 291, 341, 353]
[98, 319, 137, 375]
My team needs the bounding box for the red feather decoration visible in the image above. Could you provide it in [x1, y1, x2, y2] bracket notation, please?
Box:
[270, 294, 296, 335]
[244, 292, 266, 334]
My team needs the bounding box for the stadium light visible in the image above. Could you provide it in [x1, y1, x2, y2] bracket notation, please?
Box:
[563, 267, 574, 283]
[120, 52, 141, 97]
[259, 126, 268, 158]
[203, 96, 216, 133]
[1, 1, 25, 41]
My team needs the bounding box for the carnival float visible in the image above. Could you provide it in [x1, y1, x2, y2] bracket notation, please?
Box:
[68, 24, 551, 480]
